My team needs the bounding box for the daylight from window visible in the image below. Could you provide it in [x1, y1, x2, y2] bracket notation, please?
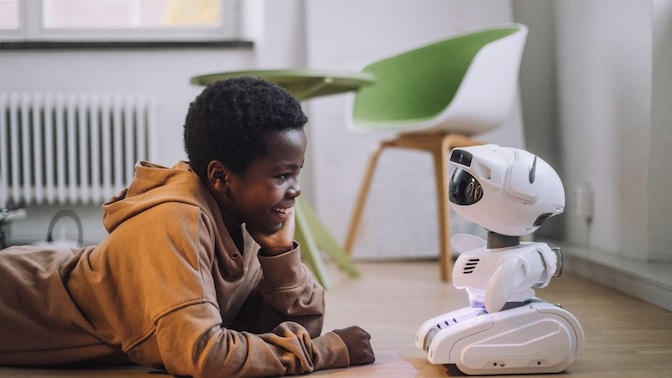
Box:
[0, 0, 221, 31]
[0, 0, 19, 29]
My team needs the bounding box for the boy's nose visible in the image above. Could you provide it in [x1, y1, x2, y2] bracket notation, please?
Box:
[288, 184, 301, 198]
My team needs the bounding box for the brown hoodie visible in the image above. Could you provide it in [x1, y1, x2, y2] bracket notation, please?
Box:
[0, 161, 350, 377]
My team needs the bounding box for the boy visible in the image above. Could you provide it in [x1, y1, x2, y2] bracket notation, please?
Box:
[0, 77, 375, 377]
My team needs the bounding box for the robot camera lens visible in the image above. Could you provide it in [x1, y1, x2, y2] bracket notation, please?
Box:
[449, 169, 483, 205]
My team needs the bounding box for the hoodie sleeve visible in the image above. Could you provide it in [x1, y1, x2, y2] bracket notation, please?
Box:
[152, 304, 350, 378]
[137, 243, 350, 378]
[115, 204, 350, 378]
[256, 246, 326, 338]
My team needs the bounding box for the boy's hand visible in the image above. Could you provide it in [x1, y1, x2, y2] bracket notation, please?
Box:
[249, 207, 296, 256]
[333, 326, 375, 366]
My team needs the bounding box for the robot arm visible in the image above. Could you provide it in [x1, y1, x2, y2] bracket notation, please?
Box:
[485, 257, 526, 313]
[484, 245, 557, 313]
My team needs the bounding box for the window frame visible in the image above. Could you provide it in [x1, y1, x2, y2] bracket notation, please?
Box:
[0, 0, 240, 42]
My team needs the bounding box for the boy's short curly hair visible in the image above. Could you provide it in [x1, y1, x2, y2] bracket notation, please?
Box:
[184, 76, 308, 180]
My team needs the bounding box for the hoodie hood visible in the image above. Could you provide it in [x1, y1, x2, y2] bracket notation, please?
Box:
[102, 161, 218, 233]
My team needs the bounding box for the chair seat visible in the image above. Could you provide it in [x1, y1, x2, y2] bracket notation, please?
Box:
[350, 24, 527, 136]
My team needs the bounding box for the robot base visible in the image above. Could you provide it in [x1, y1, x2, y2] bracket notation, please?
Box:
[416, 300, 584, 375]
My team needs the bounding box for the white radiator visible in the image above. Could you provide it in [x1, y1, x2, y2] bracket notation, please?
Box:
[0, 92, 159, 208]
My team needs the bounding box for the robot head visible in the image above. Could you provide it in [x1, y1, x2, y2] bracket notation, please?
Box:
[448, 144, 565, 236]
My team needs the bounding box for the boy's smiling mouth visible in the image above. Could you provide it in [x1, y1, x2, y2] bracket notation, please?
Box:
[271, 206, 293, 223]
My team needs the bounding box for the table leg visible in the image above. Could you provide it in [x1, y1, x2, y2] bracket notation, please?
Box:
[294, 198, 360, 289]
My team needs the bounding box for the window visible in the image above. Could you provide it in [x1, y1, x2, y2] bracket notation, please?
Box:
[0, 0, 239, 41]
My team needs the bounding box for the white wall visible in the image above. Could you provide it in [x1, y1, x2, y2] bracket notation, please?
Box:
[514, 0, 672, 262]
[649, 0, 672, 260]
[556, 0, 651, 259]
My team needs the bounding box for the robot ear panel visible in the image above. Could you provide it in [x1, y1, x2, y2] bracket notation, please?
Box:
[471, 163, 492, 181]
[529, 156, 538, 183]
[505, 152, 541, 203]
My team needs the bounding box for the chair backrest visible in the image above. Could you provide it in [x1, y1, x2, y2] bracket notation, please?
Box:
[350, 24, 528, 135]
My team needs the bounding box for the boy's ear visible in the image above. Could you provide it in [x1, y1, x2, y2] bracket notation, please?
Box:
[206, 160, 230, 190]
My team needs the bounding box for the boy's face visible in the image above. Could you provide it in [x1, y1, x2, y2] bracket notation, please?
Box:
[215, 128, 307, 234]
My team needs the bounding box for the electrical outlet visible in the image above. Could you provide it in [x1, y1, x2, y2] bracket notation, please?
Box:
[572, 184, 593, 221]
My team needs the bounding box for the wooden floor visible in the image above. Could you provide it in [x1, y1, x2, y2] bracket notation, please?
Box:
[1, 260, 671, 377]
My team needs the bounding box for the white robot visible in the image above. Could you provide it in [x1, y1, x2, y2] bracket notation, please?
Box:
[416, 144, 584, 375]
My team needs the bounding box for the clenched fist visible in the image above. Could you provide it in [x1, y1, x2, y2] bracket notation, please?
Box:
[333, 326, 375, 366]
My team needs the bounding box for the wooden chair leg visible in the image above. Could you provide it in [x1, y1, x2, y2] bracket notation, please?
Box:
[437, 134, 485, 281]
[345, 133, 483, 281]
[434, 143, 452, 282]
[344, 143, 387, 256]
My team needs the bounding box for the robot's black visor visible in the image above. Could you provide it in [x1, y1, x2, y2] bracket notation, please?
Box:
[449, 168, 483, 205]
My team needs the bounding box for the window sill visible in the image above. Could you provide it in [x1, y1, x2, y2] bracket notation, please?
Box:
[0, 39, 253, 50]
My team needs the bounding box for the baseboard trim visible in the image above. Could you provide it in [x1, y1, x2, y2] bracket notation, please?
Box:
[560, 245, 672, 312]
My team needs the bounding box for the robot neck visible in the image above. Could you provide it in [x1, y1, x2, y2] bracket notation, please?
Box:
[487, 231, 520, 249]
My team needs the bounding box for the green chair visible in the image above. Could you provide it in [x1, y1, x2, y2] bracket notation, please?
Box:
[344, 24, 528, 281]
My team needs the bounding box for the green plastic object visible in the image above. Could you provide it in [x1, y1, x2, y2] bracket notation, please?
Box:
[353, 27, 520, 128]
[191, 69, 375, 101]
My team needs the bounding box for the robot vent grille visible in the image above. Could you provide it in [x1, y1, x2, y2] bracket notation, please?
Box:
[463, 258, 480, 274]
[534, 213, 553, 227]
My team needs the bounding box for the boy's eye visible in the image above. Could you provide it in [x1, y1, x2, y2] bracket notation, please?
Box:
[275, 168, 300, 182]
